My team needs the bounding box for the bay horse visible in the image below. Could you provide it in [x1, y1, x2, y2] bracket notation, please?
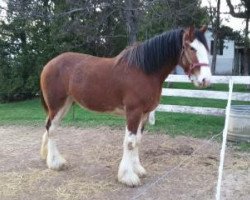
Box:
[40, 26, 211, 187]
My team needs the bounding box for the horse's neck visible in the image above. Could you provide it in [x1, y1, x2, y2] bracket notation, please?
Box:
[155, 62, 177, 85]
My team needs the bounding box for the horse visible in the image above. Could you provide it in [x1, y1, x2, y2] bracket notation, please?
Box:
[40, 26, 211, 187]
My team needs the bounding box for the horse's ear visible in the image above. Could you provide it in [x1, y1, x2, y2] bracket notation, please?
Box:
[200, 25, 207, 33]
[189, 25, 195, 41]
[184, 26, 195, 42]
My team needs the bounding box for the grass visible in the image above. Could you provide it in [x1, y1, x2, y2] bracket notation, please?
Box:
[0, 98, 224, 139]
[0, 98, 236, 139]
[0, 82, 249, 150]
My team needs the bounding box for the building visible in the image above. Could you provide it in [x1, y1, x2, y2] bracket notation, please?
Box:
[205, 28, 235, 75]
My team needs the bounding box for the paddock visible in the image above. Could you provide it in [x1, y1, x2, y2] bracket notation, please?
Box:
[0, 125, 249, 200]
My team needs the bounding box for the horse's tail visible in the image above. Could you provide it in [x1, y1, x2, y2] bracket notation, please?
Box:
[40, 91, 48, 114]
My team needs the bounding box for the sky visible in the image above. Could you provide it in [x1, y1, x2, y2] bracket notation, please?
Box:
[0, 0, 247, 33]
[0, 0, 7, 20]
[201, 0, 246, 32]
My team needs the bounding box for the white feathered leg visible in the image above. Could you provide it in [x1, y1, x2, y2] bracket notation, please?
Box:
[43, 98, 72, 170]
[118, 115, 147, 186]
[133, 121, 146, 177]
[40, 130, 48, 160]
[46, 121, 67, 170]
[118, 127, 141, 186]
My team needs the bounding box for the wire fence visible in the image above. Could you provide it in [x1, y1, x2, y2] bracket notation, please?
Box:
[132, 131, 222, 200]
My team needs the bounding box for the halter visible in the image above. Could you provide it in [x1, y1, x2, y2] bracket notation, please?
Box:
[180, 45, 210, 77]
[188, 62, 209, 76]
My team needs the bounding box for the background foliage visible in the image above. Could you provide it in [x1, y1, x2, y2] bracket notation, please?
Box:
[0, 0, 241, 102]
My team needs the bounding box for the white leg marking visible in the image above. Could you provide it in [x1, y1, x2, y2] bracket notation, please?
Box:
[45, 97, 72, 170]
[40, 130, 48, 160]
[148, 111, 155, 125]
[133, 121, 146, 177]
[47, 138, 66, 170]
[118, 127, 141, 186]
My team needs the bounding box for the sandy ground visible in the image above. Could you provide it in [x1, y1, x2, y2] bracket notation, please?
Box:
[0, 125, 249, 200]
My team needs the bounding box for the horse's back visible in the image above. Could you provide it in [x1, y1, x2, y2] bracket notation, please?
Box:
[41, 52, 106, 89]
[40, 52, 123, 112]
[40, 51, 159, 115]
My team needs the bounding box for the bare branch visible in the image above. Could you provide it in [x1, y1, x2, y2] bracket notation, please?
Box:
[225, 0, 247, 18]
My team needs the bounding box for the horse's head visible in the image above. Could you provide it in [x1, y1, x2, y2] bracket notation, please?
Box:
[179, 26, 211, 88]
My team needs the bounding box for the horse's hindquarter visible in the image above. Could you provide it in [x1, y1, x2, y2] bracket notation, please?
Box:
[40, 52, 86, 111]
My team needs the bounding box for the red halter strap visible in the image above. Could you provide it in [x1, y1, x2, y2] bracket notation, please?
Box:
[188, 62, 209, 77]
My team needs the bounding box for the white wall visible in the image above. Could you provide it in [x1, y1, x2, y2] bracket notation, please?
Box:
[206, 30, 235, 75]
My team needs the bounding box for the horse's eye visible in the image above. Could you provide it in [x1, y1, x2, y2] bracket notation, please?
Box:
[190, 47, 197, 52]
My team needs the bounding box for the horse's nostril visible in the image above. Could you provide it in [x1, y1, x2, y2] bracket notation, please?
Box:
[201, 78, 211, 87]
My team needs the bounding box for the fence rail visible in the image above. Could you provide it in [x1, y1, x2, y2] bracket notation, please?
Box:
[149, 75, 250, 125]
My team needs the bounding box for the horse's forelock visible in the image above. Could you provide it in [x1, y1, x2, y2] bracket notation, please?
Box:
[194, 30, 209, 51]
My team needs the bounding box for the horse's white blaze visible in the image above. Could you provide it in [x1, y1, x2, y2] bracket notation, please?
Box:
[190, 39, 212, 87]
[191, 39, 209, 64]
[199, 66, 212, 85]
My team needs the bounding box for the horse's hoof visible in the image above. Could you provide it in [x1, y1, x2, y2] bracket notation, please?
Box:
[47, 155, 67, 171]
[134, 165, 147, 178]
[118, 171, 141, 187]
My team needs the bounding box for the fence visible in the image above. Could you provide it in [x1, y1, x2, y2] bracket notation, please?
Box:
[149, 75, 250, 125]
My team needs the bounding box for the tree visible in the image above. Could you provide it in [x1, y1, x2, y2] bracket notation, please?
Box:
[0, 0, 209, 102]
[0, 0, 57, 101]
[211, 0, 221, 74]
[124, 0, 140, 44]
[138, 0, 208, 40]
[226, 0, 250, 76]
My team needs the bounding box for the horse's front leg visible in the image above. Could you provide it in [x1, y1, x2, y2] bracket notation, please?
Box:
[118, 109, 147, 187]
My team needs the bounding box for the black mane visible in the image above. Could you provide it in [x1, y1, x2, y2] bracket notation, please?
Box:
[119, 28, 208, 74]
[120, 29, 184, 74]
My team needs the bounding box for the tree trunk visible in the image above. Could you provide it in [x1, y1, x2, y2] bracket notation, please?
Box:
[124, 0, 139, 45]
[243, 17, 249, 76]
[211, 0, 221, 75]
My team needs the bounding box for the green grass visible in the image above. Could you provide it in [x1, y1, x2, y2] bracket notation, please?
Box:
[235, 142, 250, 152]
[0, 99, 125, 127]
[0, 98, 224, 139]
[0, 97, 225, 138]
[0, 82, 249, 150]
[163, 82, 249, 92]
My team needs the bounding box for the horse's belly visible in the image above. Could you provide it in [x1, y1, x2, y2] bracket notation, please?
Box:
[74, 93, 124, 115]
[81, 103, 125, 116]
[109, 107, 125, 116]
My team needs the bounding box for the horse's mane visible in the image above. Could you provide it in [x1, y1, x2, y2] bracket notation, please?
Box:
[119, 29, 184, 74]
[118, 28, 208, 74]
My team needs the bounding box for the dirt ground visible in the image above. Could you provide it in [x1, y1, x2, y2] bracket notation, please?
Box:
[0, 125, 249, 200]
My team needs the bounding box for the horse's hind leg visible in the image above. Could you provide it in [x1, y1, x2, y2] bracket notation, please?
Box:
[41, 97, 73, 170]
[40, 117, 49, 160]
